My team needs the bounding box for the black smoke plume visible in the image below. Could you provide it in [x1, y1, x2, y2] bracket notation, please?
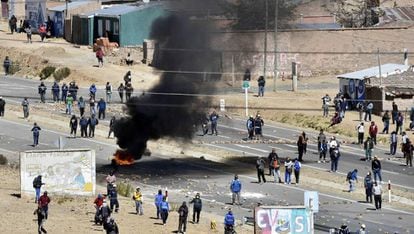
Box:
[113, 12, 218, 159]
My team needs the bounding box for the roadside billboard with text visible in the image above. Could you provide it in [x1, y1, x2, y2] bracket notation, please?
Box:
[255, 206, 313, 234]
[20, 149, 96, 196]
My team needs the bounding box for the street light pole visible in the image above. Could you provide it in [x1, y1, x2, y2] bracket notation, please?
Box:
[263, 0, 268, 78]
[273, 0, 278, 92]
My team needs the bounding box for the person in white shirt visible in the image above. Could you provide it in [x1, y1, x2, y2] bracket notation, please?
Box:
[372, 182, 383, 210]
[357, 122, 364, 144]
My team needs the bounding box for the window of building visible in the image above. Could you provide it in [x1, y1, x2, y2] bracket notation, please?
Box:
[113, 21, 119, 35]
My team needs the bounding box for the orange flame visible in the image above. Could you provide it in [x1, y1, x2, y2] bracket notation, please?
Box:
[113, 150, 135, 165]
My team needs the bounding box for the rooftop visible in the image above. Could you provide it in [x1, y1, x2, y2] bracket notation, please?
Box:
[48, 1, 96, 12]
[336, 63, 410, 80]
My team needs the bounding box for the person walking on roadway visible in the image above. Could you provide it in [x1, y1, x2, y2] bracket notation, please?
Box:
[108, 184, 119, 213]
[69, 115, 78, 138]
[293, 158, 301, 185]
[189, 193, 202, 224]
[22, 97, 29, 119]
[230, 175, 242, 205]
[79, 115, 88, 138]
[154, 189, 164, 219]
[38, 82, 47, 103]
[88, 114, 99, 138]
[317, 129, 326, 155]
[369, 121, 378, 145]
[364, 101, 373, 122]
[267, 148, 278, 175]
[382, 110, 390, 134]
[256, 157, 266, 184]
[390, 131, 398, 155]
[321, 94, 331, 117]
[34, 205, 47, 234]
[31, 122, 41, 147]
[319, 139, 328, 163]
[254, 114, 264, 139]
[177, 201, 188, 234]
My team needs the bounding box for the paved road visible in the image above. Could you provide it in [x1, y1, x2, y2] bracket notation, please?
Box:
[1, 76, 414, 233]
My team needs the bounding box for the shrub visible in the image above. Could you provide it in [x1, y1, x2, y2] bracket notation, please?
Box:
[0, 154, 7, 165]
[9, 61, 21, 75]
[116, 181, 134, 197]
[53, 67, 71, 82]
[39, 66, 56, 80]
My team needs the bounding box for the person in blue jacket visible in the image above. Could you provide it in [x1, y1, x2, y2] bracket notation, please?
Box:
[154, 189, 164, 219]
[159, 196, 170, 225]
[97, 98, 106, 120]
[224, 209, 235, 232]
[89, 84, 97, 99]
[230, 175, 241, 205]
[51, 82, 60, 102]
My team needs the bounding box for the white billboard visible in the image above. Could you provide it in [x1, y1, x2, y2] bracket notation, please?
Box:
[20, 149, 96, 196]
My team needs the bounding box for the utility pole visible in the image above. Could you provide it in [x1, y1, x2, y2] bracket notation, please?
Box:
[273, 0, 278, 92]
[263, 0, 268, 78]
[377, 48, 382, 86]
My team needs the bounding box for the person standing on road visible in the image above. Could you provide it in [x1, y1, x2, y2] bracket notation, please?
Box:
[254, 114, 264, 139]
[267, 148, 278, 175]
[69, 115, 78, 138]
[108, 184, 119, 213]
[322, 94, 331, 117]
[396, 112, 404, 135]
[330, 146, 340, 173]
[125, 82, 134, 101]
[392, 102, 398, 124]
[61, 83, 68, 103]
[297, 134, 305, 162]
[271, 154, 282, 183]
[369, 121, 378, 145]
[209, 111, 219, 135]
[319, 139, 328, 163]
[21, 98, 29, 118]
[51, 82, 60, 102]
[159, 196, 170, 225]
[105, 82, 112, 103]
[284, 157, 293, 184]
[364, 101, 373, 122]
[89, 84, 97, 100]
[31, 122, 41, 146]
[246, 115, 255, 140]
[177, 201, 188, 234]
[106, 171, 116, 196]
[3, 56, 11, 76]
[364, 172, 373, 203]
[224, 209, 236, 233]
[329, 136, 340, 154]
[108, 116, 116, 138]
[154, 189, 164, 219]
[38, 82, 47, 103]
[33, 175, 45, 203]
[257, 76, 265, 97]
[356, 102, 364, 122]
[372, 156, 382, 183]
[25, 25, 32, 43]
[364, 136, 374, 161]
[69, 82, 79, 101]
[256, 157, 266, 184]
[317, 129, 326, 155]
[390, 131, 398, 155]
[230, 175, 242, 205]
[132, 187, 143, 215]
[34, 206, 47, 234]
[382, 111, 390, 134]
[117, 83, 125, 103]
[88, 114, 99, 138]
[293, 158, 301, 185]
[404, 139, 413, 167]
[189, 193, 202, 224]
[66, 94, 74, 115]
[103, 217, 119, 234]
[38, 191, 50, 219]
[356, 122, 364, 144]
[38, 24, 47, 42]
[97, 98, 106, 120]
[79, 116, 88, 138]
[0, 96, 5, 117]
[373, 181, 383, 210]
[347, 169, 358, 192]
[78, 96, 86, 117]
[96, 47, 104, 67]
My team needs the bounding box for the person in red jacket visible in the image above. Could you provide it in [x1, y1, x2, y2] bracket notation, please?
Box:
[369, 121, 378, 145]
[38, 191, 50, 219]
[96, 47, 104, 67]
[38, 24, 47, 42]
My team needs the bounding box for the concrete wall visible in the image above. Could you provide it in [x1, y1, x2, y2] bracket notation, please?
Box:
[20, 149, 96, 196]
[211, 28, 410, 81]
[367, 86, 414, 115]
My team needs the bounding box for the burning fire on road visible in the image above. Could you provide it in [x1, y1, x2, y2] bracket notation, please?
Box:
[112, 150, 135, 166]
